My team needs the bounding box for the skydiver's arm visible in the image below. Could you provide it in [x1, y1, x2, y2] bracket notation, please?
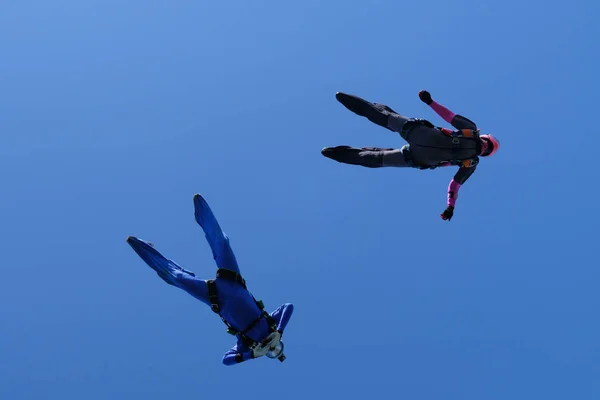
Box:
[429, 100, 478, 131]
[270, 303, 294, 333]
[429, 99, 455, 124]
[222, 343, 254, 366]
[447, 166, 477, 208]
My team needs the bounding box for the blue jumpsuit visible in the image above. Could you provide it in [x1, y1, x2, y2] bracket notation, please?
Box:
[127, 194, 294, 365]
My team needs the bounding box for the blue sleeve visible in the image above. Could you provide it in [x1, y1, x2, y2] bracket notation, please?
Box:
[270, 303, 294, 333]
[222, 340, 253, 366]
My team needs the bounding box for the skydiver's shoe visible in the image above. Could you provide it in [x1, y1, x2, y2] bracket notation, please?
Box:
[336, 92, 374, 117]
[126, 236, 196, 286]
[321, 145, 354, 162]
[321, 146, 383, 168]
[335, 92, 395, 127]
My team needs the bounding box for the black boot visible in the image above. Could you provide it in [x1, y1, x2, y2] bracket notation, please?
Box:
[335, 92, 395, 128]
[321, 146, 384, 168]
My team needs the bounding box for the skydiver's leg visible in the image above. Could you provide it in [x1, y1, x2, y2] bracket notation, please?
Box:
[126, 236, 210, 306]
[321, 145, 412, 168]
[193, 194, 240, 274]
[335, 92, 409, 134]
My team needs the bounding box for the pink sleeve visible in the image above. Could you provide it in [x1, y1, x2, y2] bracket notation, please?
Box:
[430, 100, 456, 124]
[447, 179, 461, 207]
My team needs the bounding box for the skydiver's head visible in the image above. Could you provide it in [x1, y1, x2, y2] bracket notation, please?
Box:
[479, 134, 500, 157]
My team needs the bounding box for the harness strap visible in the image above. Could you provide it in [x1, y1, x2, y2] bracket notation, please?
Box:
[441, 128, 473, 152]
[439, 128, 482, 167]
[440, 127, 479, 138]
[205, 270, 276, 348]
[207, 279, 220, 313]
[216, 268, 247, 289]
[460, 159, 478, 168]
[229, 311, 277, 349]
[400, 118, 434, 141]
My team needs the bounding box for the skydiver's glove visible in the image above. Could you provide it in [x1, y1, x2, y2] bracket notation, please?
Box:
[419, 90, 433, 105]
[440, 205, 454, 221]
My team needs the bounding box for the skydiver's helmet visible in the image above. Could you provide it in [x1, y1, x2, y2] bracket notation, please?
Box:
[479, 134, 500, 157]
[266, 340, 286, 362]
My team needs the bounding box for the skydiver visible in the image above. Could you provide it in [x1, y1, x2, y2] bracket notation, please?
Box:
[321, 90, 500, 221]
[126, 194, 294, 365]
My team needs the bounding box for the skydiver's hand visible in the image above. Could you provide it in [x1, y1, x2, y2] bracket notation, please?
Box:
[419, 90, 433, 105]
[440, 206, 454, 221]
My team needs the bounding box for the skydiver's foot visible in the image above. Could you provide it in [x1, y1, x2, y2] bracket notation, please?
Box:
[321, 145, 353, 162]
[321, 146, 383, 168]
[126, 236, 196, 284]
[335, 92, 373, 117]
[335, 92, 393, 128]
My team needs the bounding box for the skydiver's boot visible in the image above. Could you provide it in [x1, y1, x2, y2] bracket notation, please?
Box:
[126, 236, 196, 287]
[335, 92, 402, 131]
[321, 146, 386, 168]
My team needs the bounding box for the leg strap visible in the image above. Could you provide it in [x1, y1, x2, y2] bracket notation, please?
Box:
[207, 279, 220, 313]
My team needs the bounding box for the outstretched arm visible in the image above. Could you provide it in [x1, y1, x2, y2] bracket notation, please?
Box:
[441, 166, 477, 221]
[222, 342, 254, 366]
[418, 91, 477, 130]
[430, 100, 455, 124]
[270, 303, 294, 333]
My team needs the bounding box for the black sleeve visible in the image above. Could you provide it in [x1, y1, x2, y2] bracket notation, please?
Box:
[453, 165, 477, 184]
[451, 114, 478, 131]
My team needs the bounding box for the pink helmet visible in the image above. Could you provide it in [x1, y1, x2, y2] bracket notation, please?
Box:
[480, 134, 500, 157]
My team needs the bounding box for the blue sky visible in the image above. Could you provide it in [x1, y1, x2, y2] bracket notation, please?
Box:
[1, 0, 599, 399]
